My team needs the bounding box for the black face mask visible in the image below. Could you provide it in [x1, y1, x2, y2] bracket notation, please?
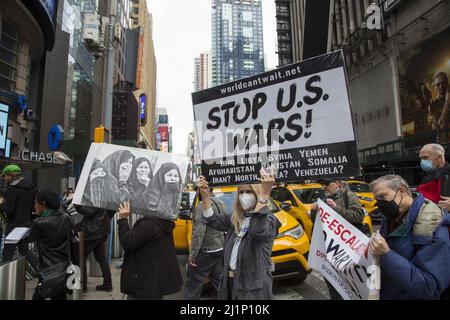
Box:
[376, 189, 403, 220]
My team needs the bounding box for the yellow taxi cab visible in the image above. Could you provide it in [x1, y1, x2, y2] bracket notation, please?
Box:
[346, 180, 377, 213]
[174, 186, 311, 283]
[173, 190, 195, 254]
[272, 183, 373, 236]
[270, 183, 324, 240]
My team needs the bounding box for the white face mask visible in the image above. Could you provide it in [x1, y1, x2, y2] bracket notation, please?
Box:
[239, 193, 256, 212]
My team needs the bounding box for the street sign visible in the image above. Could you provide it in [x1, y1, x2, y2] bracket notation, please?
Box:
[48, 124, 64, 151]
[0, 103, 9, 150]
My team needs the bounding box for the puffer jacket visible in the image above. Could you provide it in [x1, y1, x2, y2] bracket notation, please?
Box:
[379, 193, 450, 300]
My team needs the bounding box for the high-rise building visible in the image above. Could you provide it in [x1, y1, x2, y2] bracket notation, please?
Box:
[194, 52, 211, 92]
[275, 0, 305, 67]
[211, 0, 265, 86]
[130, 0, 157, 149]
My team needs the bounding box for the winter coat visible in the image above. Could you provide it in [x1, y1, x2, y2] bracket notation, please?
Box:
[118, 216, 182, 299]
[203, 205, 281, 300]
[0, 178, 38, 228]
[27, 210, 72, 269]
[74, 205, 115, 241]
[379, 193, 450, 300]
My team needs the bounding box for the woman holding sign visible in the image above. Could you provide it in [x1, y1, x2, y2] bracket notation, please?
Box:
[198, 168, 281, 300]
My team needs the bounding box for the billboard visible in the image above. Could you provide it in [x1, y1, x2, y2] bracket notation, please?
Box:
[0, 103, 9, 150]
[398, 27, 450, 146]
[158, 125, 169, 142]
[139, 94, 147, 126]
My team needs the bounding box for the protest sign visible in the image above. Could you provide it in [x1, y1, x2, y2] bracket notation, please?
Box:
[72, 143, 189, 221]
[192, 50, 360, 187]
[308, 199, 380, 300]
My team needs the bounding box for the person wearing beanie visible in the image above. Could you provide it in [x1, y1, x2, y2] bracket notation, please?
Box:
[0, 164, 38, 263]
[27, 190, 72, 300]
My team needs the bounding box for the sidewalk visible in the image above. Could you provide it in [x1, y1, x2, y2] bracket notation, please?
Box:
[25, 258, 125, 300]
[25, 257, 188, 300]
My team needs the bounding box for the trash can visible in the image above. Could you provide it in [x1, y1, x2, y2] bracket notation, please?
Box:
[0, 256, 26, 300]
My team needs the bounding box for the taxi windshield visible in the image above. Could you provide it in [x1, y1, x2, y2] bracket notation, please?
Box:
[348, 183, 370, 193]
[293, 188, 325, 204]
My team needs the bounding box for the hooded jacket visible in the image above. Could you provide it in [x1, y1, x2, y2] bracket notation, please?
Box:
[0, 178, 38, 228]
[118, 215, 182, 299]
[379, 193, 450, 300]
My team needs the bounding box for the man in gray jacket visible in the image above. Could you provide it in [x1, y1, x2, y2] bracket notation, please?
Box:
[183, 188, 226, 300]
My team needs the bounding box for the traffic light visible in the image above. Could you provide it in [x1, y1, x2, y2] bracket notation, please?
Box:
[94, 125, 110, 143]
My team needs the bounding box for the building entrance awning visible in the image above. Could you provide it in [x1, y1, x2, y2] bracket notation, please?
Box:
[0, 151, 73, 170]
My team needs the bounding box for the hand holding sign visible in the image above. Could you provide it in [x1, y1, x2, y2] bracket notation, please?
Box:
[259, 166, 276, 197]
[369, 230, 390, 256]
[118, 201, 131, 220]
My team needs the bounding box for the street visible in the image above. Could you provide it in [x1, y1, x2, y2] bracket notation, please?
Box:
[25, 255, 330, 300]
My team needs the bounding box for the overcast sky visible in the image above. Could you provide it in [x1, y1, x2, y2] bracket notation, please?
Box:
[146, 0, 277, 155]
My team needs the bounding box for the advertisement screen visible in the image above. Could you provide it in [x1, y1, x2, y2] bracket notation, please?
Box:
[398, 27, 450, 147]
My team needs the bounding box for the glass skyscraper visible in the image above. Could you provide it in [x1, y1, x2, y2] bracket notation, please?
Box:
[211, 0, 265, 86]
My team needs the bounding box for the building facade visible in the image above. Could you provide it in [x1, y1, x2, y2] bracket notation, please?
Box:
[275, 0, 450, 185]
[131, 0, 157, 149]
[211, 0, 265, 86]
[194, 52, 212, 92]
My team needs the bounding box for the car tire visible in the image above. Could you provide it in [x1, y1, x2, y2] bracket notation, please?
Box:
[291, 270, 307, 284]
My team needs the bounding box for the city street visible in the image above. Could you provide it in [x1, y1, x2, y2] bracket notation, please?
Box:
[25, 256, 330, 300]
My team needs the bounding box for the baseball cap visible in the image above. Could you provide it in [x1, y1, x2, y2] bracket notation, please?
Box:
[1, 165, 22, 176]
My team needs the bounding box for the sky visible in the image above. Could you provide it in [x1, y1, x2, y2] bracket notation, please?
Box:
[146, 0, 277, 155]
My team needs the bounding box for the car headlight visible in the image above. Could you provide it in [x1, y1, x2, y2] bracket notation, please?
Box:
[358, 196, 373, 202]
[276, 225, 304, 239]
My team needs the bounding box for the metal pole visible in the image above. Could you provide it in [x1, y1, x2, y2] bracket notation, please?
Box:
[103, 0, 118, 131]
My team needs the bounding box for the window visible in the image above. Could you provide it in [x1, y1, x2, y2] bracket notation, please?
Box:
[243, 60, 254, 70]
[0, 21, 19, 91]
[243, 27, 253, 38]
[243, 11, 252, 22]
[243, 43, 254, 53]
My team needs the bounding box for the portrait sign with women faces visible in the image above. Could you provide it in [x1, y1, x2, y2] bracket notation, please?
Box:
[72, 143, 189, 221]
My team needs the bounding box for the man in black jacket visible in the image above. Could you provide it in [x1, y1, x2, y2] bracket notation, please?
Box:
[117, 201, 182, 300]
[28, 190, 72, 300]
[0, 165, 38, 262]
[74, 205, 115, 292]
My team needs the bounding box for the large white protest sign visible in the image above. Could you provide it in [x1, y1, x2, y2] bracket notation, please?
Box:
[192, 50, 360, 186]
[73, 143, 189, 221]
[308, 199, 380, 300]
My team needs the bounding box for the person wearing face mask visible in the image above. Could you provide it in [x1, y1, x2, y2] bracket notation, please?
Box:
[184, 186, 225, 300]
[82, 159, 108, 208]
[310, 178, 365, 299]
[199, 168, 281, 300]
[140, 163, 183, 220]
[26, 190, 72, 300]
[418, 144, 450, 209]
[369, 175, 450, 300]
